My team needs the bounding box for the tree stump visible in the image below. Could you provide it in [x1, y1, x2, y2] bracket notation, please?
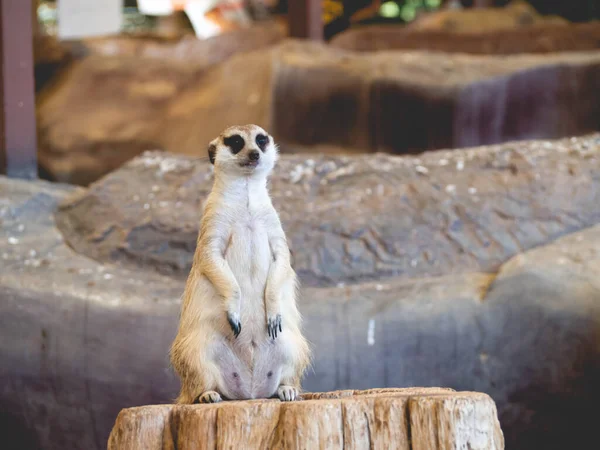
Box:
[107, 388, 504, 449]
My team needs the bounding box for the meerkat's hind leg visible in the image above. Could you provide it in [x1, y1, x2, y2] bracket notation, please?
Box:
[277, 385, 299, 402]
[196, 390, 222, 404]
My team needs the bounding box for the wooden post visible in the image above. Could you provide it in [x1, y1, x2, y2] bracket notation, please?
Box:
[0, 0, 38, 179]
[288, 0, 322, 40]
[108, 388, 505, 450]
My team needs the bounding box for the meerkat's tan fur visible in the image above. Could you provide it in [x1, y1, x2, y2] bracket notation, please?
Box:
[170, 125, 311, 404]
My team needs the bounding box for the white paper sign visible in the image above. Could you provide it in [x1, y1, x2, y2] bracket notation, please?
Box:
[58, 0, 123, 39]
[137, 0, 175, 16]
[138, 0, 221, 17]
[185, 1, 223, 38]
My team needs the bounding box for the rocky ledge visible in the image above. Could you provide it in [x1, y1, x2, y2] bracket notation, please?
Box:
[331, 22, 600, 54]
[1, 135, 600, 450]
[56, 134, 600, 286]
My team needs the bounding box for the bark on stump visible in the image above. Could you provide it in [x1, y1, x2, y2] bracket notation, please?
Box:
[107, 388, 504, 449]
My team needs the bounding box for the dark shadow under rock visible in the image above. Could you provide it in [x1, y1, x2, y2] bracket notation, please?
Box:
[270, 42, 600, 153]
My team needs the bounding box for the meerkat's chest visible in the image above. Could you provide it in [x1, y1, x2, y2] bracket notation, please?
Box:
[225, 213, 272, 285]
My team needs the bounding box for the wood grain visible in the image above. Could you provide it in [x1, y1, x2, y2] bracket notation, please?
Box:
[108, 388, 504, 450]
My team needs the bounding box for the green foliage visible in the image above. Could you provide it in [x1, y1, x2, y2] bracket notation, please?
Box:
[379, 0, 442, 23]
[378, 0, 600, 23]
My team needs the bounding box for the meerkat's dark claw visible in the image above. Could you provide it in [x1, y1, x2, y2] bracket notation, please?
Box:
[227, 312, 242, 338]
[268, 314, 282, 339]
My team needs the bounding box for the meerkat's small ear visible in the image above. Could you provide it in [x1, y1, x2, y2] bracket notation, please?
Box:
[208, 144, 217, 165]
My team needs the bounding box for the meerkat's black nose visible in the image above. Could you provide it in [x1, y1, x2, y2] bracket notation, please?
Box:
[249, 150, 260, 161]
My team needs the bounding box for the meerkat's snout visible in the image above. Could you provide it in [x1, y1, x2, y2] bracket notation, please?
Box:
[241, 149, 261, 168]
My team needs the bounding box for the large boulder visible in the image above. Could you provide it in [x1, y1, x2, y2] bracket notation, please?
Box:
[268, 43, 600, 154]
[36, 23, 286, 185]
[1, 135, 600, 450]
[68, 20, 285, 63]
[36, 55, 199, 185]
[34, 35, 74, 93]
[331, 22, 600, 54]
[33, 20, 285, 92]
[408, 0, 567, 33]
[56, 134, 600, 285]
[37, 40, 600, 185]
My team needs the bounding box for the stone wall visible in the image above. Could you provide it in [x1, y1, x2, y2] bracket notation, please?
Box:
[2, 135, 600, 450]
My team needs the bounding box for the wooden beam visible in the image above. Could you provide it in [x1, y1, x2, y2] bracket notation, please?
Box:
[288, 0, 322, 40]
[0, 0, 38, 179]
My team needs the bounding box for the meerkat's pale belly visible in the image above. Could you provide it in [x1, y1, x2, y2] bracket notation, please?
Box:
[216, 220, 287, 399]
[226, 222, 272, 311]
[213, 336, 288, 400]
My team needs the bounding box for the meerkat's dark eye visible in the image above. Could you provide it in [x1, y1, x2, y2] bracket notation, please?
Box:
[256, 134, 269, 151]
[223, 134, 245, 154]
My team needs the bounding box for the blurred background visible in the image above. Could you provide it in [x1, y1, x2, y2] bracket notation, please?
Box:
[2, 1, 600, 449]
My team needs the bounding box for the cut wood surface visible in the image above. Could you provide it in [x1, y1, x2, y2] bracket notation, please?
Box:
[107, 388, 504, 450]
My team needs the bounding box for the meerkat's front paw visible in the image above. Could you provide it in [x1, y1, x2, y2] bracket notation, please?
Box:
[277, 385, 298, 402]
[267, 314, 282, 339]
[197, 391, 222, 404]
[227, 311, 242, 338]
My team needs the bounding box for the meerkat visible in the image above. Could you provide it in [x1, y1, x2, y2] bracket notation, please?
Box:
[170, 124, 311, 404]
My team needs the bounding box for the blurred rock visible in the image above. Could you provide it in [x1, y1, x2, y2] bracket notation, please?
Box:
[71, 20, 285, 63]
[153, 10, 195, 37]
[269, 42, 600, 153]
[331, 22, 600, 54]
[409, 0, 568, 33]
[38, 39, 600, 185]
[36, 55, 199, 186]
[2, 135, 600, 450]
[34, 35, 71, 67]
[34, 34, 74, 93]
[36, 23, 286, 185]
[33, 18, 285, 96]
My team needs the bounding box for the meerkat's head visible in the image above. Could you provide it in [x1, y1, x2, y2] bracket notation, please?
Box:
[208, 124, 278, 178]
